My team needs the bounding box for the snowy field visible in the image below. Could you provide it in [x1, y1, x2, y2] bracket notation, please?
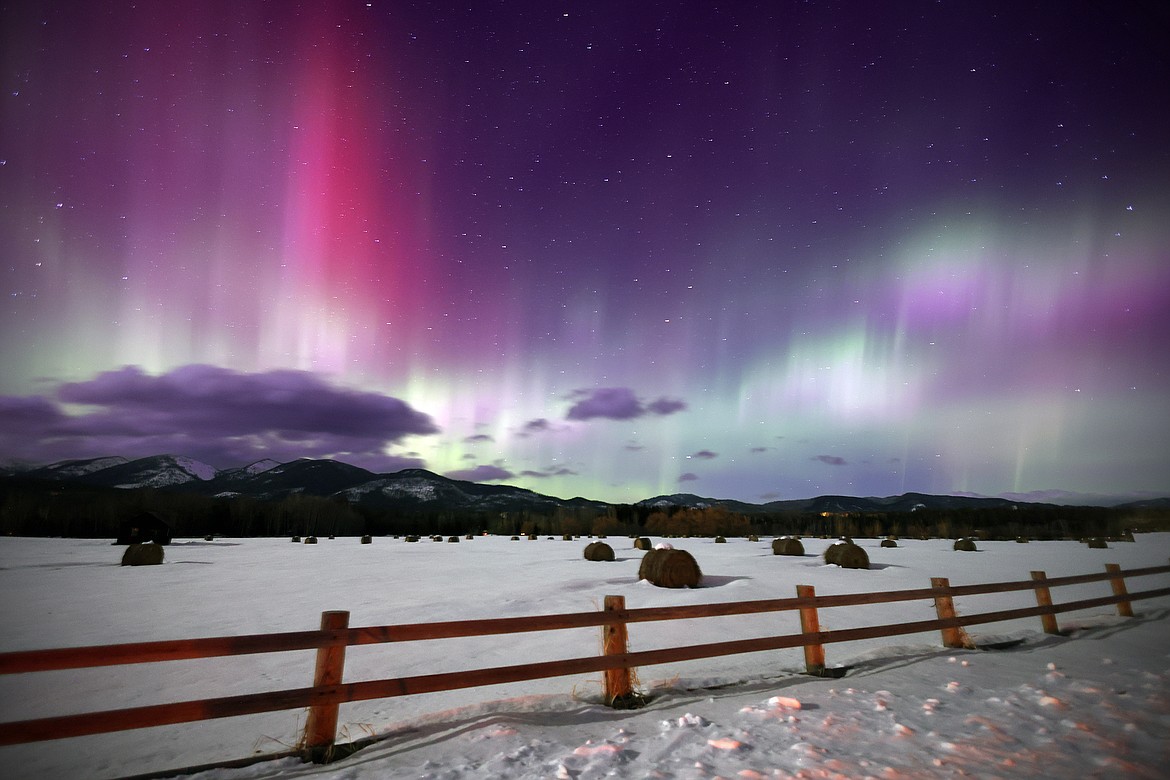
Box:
[1, 533, 1168, 779]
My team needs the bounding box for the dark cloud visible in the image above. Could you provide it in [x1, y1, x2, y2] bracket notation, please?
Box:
[749, 446, 770, 453]
[444, 464, 513, 482]
[678, 472, 700, 482]
[0, 364, 439, 468]
[0, 396, 68, 434]
[646, 397, 687, 416]
[522, 418, 554, 433]
[566, 387, 687, 421]
[519, 466, 578, 478]
[690, 449, 718, 460]
[623, 443, 645, 452]
[813, 455, 848, 466]
[464, 433, 494, 443]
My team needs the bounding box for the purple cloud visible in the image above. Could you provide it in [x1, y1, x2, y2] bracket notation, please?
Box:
[444, 464, 513, 482]
[0, 364, 439, 469]
[678, 472, 700, 482]
[464, 433, 494, 443]
[520, 466, 578, 478]
[57, 365, 436, 438]
[566, 387, 687, 421]
[522, 418, 554, 433]
[646, 397, 687, 415]
[690, 449, 718, 460]
[749, 446, 769, 453]
[0, 396, 68, 434]
[813, 455, 847, 466]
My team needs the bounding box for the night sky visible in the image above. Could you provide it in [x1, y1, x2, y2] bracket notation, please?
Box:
[2, 1, 1168, 503]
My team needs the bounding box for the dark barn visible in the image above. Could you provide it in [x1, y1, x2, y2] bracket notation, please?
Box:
[115, 511, 172, 545]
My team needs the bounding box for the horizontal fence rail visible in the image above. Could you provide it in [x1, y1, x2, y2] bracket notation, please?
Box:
[1, 559, 1167, 765]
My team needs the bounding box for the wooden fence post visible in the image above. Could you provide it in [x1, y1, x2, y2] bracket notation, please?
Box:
[796, 585, 825, 676]
[302, 610, 350, 762]
[1030, 571, 1060, 634]
[1104, 564, 1134, 617]
[602, 595, 634, 706]
[931, 577, 969, 649]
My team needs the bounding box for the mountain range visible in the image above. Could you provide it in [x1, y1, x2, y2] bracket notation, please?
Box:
[4, 454, 1165, 514]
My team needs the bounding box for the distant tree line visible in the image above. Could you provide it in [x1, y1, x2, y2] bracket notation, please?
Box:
[0, 476, 1165, 542]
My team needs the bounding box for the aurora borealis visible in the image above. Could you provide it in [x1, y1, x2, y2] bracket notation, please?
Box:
[2, 2, 1168, 503]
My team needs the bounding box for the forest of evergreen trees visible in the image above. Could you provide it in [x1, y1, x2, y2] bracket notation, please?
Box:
[2, 476, 1166, 543]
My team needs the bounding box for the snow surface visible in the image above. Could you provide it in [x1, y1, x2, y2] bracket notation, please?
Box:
[0, 534, 1167, 779]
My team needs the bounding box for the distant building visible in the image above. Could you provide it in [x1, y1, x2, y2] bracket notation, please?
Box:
[115, 511, 172, 545]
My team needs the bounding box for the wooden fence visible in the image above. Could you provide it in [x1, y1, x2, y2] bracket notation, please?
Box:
[1, 559, 1168, 767]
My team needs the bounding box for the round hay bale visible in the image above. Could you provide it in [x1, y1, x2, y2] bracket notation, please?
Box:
[447, 536, 459, 543]
[304, 536, 318, 544]
[510, 535, 520, 541]
[633, 537, 652, 550]
[953, 538, 978, 552]
[328, 535, 335, 540]
[405, 535, 420, 543]
[583, 541, 615, 561]
[638, 548, 702, 588]
[823, 542, 847, 565]
[290, 535, 301, 543]
[880, 539, 898, 548]
[748, 534, 759, 542]
[772, 537, 804, 556]
[121, 543, 164, 566]
[835, 543, 870, 569]
[1086, 537, 1108, 549]
[714, 536, 727, 543]
[204, 535, 214, 542]
[360, 535, 372, 544]
[563, 534, 573, 541]
[465, 534, 475, 540]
